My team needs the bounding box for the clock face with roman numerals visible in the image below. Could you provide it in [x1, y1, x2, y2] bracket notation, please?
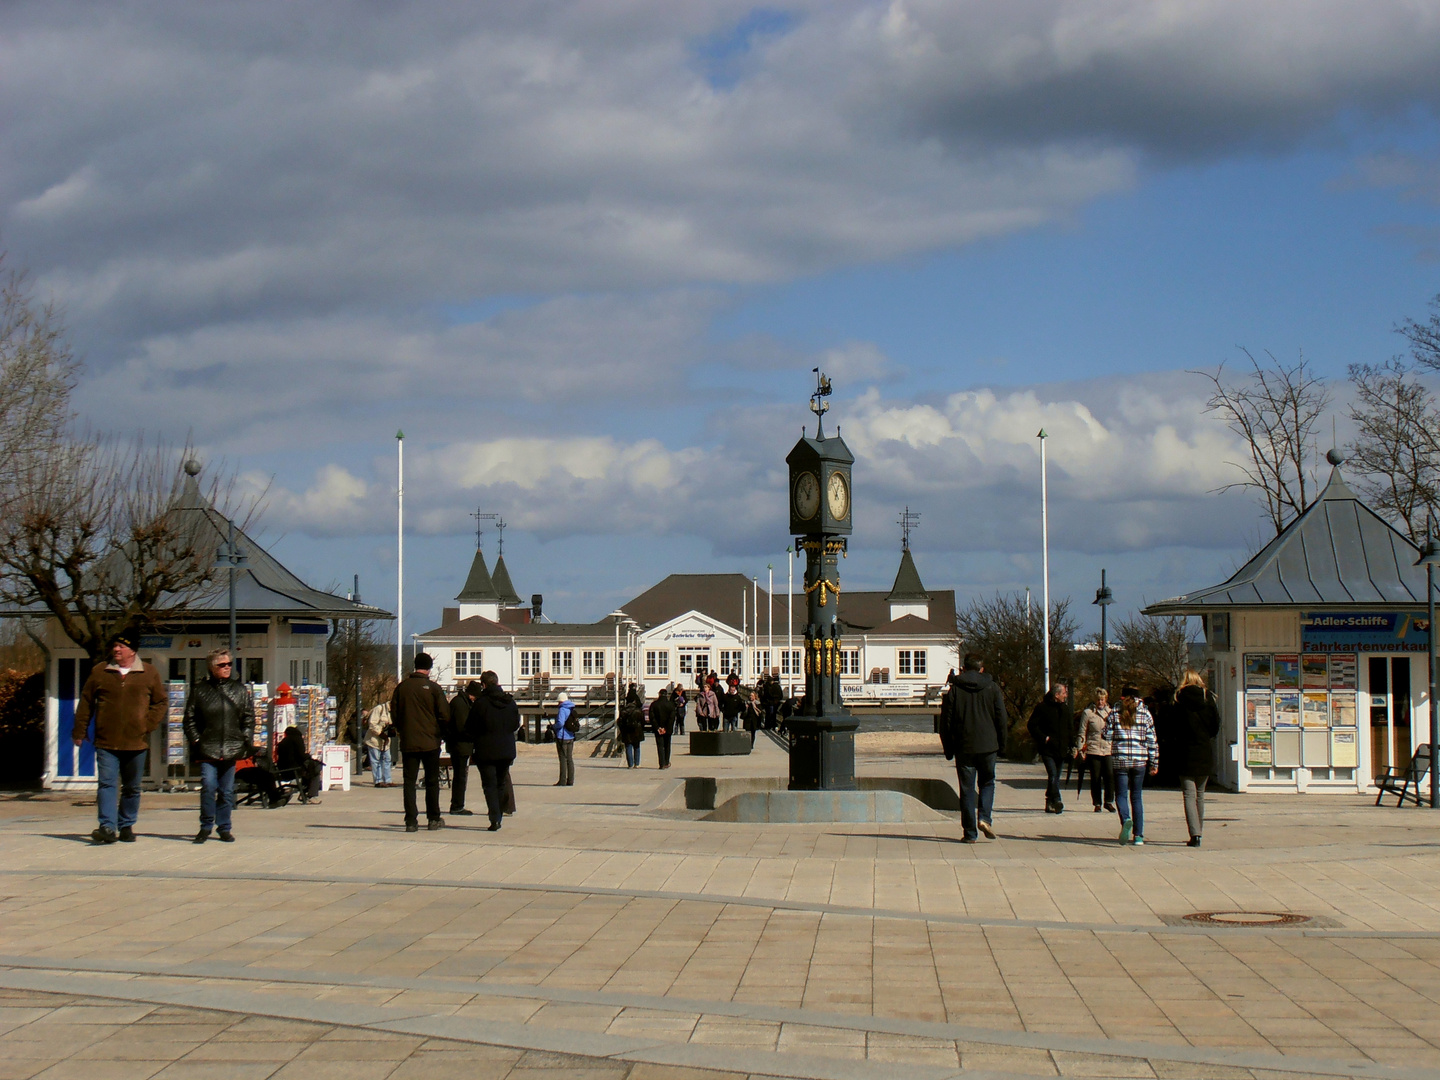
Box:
[793, 471, 820, 521]
[826, 470, 850, 520]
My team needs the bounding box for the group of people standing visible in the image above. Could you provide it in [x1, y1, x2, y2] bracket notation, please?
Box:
[941, 656, 1221, 847]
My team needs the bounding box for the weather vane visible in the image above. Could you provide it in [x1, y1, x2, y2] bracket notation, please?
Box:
[810, 368, 833, 438]
[472, 511, 506, 555]
[898, 506, 921, 551]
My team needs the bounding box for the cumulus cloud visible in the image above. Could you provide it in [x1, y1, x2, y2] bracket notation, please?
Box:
[7, 0, 1435, 355]
[254, 370, 1260, 556]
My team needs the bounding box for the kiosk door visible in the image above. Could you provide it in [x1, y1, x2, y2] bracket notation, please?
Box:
[1367, 656, 1413, 781]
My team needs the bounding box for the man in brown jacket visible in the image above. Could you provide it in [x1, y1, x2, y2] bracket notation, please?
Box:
[72, 633, 167, 844]
[390, 653, 450, 833]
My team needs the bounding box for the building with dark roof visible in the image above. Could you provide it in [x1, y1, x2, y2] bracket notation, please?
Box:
[1143, 458, 1429, 795]
[417, 545, 958, 704]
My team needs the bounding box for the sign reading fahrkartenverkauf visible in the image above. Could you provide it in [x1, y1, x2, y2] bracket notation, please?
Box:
[1300, 612, 1430, 653]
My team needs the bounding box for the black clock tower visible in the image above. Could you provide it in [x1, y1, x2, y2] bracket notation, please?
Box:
[786, 371, 854, 720]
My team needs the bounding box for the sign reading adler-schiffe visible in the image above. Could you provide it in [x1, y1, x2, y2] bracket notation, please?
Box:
[785, 371, 853, 716]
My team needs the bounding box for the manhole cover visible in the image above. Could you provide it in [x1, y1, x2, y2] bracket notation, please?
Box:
[1184, 911, 1310, 927]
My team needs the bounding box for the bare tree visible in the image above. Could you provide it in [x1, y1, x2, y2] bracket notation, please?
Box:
[1399, 296, 1440, 371]
[1346, 359, 1440, 544]
[0, 260, 78, 511]
[1112, 614, 1194, 691]
[955, 592, 1078, 758]
[0, 436, 259, 663]
[1196, 349, 1331, 535]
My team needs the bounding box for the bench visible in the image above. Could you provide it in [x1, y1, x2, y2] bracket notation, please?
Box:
[1375, 743, 1433, 807]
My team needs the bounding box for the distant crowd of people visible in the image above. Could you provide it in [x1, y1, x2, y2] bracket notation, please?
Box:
[939, 653, 1220, 847]
[75, 630, 1218, 849]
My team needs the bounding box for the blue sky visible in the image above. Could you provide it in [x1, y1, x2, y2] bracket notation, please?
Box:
[4, 2, 1440, 643]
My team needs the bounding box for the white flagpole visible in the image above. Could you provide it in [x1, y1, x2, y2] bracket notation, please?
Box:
[1038, 428, 1050, 692]
[767, 564, 774, 675]
[396, 430, 404, 681]
[787, 546, 794, 696]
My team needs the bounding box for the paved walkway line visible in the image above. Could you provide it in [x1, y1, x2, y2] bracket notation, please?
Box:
[8, 865, 1431, 939]
[0, 954, 1429, 1080]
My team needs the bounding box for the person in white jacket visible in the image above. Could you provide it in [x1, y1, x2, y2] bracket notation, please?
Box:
[365, 701, 394, 787]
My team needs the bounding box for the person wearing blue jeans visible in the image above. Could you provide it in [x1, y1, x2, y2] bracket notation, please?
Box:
[73, 634, 167, 844]
[183, 650, 257, 843]
[942, 653, 1009, 843]
[1103, 686, 1159, 845]
[368, 744, 392, 785]
[95, 748, 148, 839]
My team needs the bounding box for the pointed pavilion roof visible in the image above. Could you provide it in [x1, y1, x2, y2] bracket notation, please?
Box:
[50, 470, 394, 622]
[1144, 464, 1429, 614]
[456, 549, 500, 602]
[491, 554, 522, 606]
[885, 547, 932, 603]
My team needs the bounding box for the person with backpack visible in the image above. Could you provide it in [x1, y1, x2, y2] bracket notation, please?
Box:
[551, 692, 578, 786]
[649, 684, 676, 768]
[618, 687, 645, 767]
[1172, 670, 1221, 847]
[1104, 685, 1159, 845]
[940, 653, 1008, 843]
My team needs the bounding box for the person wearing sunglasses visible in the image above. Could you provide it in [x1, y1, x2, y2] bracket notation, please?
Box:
[183, 648, 257, 843]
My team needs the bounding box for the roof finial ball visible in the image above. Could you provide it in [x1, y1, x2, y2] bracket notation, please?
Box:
[183, 459, 202, 477]
[1326, 448, 1346, 467]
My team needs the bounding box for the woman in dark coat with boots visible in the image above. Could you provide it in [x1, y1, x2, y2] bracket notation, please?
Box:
[1172, 670, 1221, 847]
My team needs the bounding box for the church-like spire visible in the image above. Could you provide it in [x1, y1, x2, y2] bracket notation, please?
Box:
[491, 553, 521, 606]
[456, 550, 499, 602]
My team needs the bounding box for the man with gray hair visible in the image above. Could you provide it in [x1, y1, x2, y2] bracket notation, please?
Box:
[183, 648, 256, 843]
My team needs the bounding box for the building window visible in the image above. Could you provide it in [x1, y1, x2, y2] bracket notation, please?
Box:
[780, 649, 803, 676]
[839, 650, 861, 676]
[678, 648, 710, 675]
[718, 650, 742, 676]
[520, 650, 541, 677]
[315, 662, 323, 685]
[646, 650, 669, 676]
[897, 649, 927, 677]
[752, 650, 770, 674]
[455, 650, 483, 678]
[583, 650, 602, 676]
[551, 650, 573, 676]
[290, 659, 299, 685]
[244, 658, 264, 685]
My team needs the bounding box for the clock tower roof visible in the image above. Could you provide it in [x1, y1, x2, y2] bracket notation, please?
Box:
[785, 432, 854, 468]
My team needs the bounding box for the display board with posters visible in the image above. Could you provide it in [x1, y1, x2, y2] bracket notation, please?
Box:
[1242, 651, 1359, 774]
[166, 682, 187, 765]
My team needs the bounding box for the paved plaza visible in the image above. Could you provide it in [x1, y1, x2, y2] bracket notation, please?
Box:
[3, 732, 1440, 1080]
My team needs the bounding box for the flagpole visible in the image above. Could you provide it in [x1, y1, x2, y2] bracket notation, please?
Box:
[1038, 428, 1050, 692]
[767, 564, 774, 675]
[787, 546, 794, 696]
[396, 430, 404, 681]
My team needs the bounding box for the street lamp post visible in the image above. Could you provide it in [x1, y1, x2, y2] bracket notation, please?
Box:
[1416, 528, 1440, 808]
[1093, 568, 1114, 694]
[1037, 428, 1051, 692]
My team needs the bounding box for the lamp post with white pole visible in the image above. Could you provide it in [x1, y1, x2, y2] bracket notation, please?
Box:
[1416, 519, 1440, 809]
[1037, 428, 1051, 692]
[396, 430, 404, 681]
[767, 564, 774, 675]
[1093, 568, 1114, 694]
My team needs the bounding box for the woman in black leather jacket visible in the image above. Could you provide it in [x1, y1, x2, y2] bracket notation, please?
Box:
[182, 649, 256, 843]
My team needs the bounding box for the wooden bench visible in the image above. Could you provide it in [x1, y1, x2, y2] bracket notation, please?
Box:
[1375, 743, 1433, 807]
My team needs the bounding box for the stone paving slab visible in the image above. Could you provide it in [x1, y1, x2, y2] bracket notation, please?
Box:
[3, 739, 1440, 1079]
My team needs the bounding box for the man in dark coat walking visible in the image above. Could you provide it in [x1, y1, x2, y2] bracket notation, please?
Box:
[941, 653, 1008, 842]
[649, 686, 676, 769]
[183, 648, 256, 843]
[447, 681, 479, 816]
[1028, 684, 1073, 814]
[469, 670, 521, 830]
[390, 653, 451, 832]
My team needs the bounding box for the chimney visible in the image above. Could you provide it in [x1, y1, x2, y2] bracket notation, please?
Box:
[531, 593, 543, 621]
[442, 607, 460, 627]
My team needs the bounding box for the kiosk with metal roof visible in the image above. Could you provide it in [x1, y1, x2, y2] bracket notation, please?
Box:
[1144, 454, 1430, 794]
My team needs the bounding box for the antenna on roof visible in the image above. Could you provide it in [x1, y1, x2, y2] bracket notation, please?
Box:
[473, 511, 505, 555]
[898, 506, 921, 551]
